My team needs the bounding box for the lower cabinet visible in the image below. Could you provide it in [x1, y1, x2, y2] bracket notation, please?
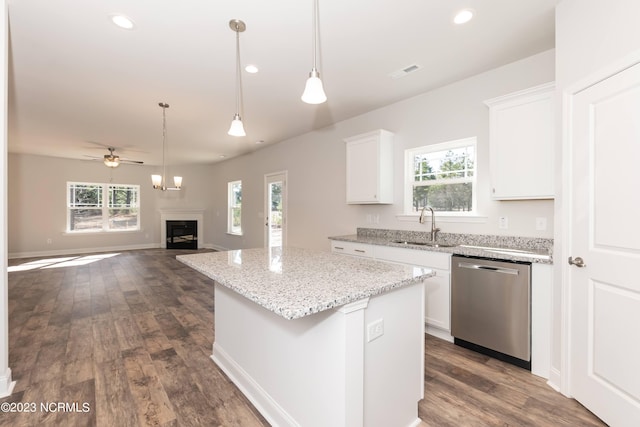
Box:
[331, 241, 453, 341]
[330, 240, 552, 378]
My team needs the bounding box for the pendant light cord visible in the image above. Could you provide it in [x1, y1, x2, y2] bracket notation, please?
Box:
[312, 0, 319, 71]
[160, 102, 168, 188]
[235, 25, 243, 117]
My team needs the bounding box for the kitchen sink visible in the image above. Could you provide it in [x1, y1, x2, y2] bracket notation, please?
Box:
[391, 239, 457, 248]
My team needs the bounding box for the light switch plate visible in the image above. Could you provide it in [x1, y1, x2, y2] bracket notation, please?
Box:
[499, 216, 509, 229]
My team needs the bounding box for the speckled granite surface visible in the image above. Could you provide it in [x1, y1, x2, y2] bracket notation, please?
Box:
[329, 228, 554, 264]
[177, 247, 434, 320]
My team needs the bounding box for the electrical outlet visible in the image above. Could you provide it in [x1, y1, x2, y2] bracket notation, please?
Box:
[536, 217, 547, 231]
[367, 318, 384, 342]
[499, 216, 509, 229]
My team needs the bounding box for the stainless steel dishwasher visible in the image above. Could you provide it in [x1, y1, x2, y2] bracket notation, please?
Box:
[451, 254, 532, 370]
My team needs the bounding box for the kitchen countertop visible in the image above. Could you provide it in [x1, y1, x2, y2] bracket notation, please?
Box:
[329, 229, 553, 264]
[177, 246, 434, 320]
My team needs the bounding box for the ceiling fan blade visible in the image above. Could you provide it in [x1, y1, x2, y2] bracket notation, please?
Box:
[120, 159, 144, 165]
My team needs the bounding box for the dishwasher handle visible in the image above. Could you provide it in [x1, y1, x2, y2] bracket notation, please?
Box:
[457, 261, 519, 275]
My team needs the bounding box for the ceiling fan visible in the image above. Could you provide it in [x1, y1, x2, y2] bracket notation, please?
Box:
[85, 147, 144, 168]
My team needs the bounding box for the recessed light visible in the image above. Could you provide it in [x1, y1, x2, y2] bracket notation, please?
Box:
[245, 64, 259, 74]
[453, 9, 474, 25]
[219, 155, 226, 158]
[110, 14, 135, 30]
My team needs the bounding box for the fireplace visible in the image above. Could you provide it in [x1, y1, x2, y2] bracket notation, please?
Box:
[159, 209, 204, 249]
[166, 220, 198, 249]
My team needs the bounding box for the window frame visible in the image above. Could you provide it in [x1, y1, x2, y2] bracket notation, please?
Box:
[66, 182, 140, 233]
[227, 180, 243, 235]
[404, 137, 477, 216]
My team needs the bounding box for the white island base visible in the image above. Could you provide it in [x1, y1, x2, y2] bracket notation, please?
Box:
[212, 281, 425, 427]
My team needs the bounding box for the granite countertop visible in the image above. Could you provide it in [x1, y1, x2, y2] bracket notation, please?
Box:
[177, 247, 434, 320]
[329, 228, 553, 264]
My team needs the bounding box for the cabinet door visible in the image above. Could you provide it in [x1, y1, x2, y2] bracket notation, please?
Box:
[344, 129, 394, 204]
[486, 83, 554, 200]
[425, 270, 450, 331]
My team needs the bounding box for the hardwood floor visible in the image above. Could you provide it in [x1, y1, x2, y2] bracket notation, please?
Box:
[3, 248, 605, 427]
[419, 335, 605, 427]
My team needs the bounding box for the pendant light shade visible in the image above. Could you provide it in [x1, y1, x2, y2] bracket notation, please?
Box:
[228, 113, 246, 137]
[301, 0, 327, 104]
[151, 102, 182, 191]
[301, 69, 327, 104]
[228, 19, 247, 137]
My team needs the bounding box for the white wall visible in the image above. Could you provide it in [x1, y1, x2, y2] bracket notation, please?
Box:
[552, 0, 640, 392]
[210, 50, 555, 251]
[7, 153, 216, 257]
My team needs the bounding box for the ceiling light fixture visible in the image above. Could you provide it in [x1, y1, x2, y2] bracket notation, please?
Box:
[228, 19, 247, 137]
[151, 102, 182, 191]
[301, 0, 327, 104]
[110, 14, 135, 30]
[453, 9, 474, 25]
[245, 64, 259, 74]
[104, 147, 120, 168]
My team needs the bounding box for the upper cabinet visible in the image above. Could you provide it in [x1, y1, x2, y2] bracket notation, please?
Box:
[344, 129, 394, 204]
[484, 82, 555, 200]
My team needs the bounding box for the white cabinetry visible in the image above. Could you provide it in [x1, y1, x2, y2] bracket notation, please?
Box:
[484, 82, 555, 200]
[344, 129, 394, 204]
[331, 240, 453, 341]
[374, 246, 452, 341]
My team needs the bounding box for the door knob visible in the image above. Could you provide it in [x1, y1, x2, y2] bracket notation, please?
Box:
[568, 256, 586, 268]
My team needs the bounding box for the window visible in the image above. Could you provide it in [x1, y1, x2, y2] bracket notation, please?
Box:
[228, 180, 242, 235]
[67, 182, 140, 232]
[405, 137, 476, 214]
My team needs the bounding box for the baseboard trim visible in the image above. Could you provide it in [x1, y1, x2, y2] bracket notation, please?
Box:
[8, 243, 161, 259]
[0, 368, 15, 398]
[212, 343, 299, 427]
[547, 367, 563, 394]
[426, 325, 454, 342]
[7, 242, 229, 259]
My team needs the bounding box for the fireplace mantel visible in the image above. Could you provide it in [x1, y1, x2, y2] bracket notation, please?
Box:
[159, 209, 204, 249]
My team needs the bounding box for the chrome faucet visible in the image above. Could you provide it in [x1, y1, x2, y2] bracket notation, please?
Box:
[419, 206, 440, 241]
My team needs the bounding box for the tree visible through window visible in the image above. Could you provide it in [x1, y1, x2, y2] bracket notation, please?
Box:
[406, 137, 476, 214]
[228, 180, 242, 235]
[67, 182, 140, 232]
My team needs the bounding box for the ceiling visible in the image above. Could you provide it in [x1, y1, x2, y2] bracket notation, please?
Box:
[7, 0, 559, 167]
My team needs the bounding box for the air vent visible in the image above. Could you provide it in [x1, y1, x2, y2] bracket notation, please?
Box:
[389, 64, 422, 79]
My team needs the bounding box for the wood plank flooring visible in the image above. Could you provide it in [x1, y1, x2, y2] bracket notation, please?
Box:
[3, 248, 606, 426]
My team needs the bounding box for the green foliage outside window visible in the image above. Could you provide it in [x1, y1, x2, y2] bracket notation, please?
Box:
[409, 140, 476, 213]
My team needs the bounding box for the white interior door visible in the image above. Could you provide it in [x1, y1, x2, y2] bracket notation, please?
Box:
[264, 171, 287, 248]
[568, 61, 640, 426]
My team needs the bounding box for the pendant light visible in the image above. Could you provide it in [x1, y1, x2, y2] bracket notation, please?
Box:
[151, 102, 182, 191]
[301, 0, 327, 104]
[228, 19, 246, 137]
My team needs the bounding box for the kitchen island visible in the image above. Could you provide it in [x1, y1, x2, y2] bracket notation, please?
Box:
[177, 247, 434, 427]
